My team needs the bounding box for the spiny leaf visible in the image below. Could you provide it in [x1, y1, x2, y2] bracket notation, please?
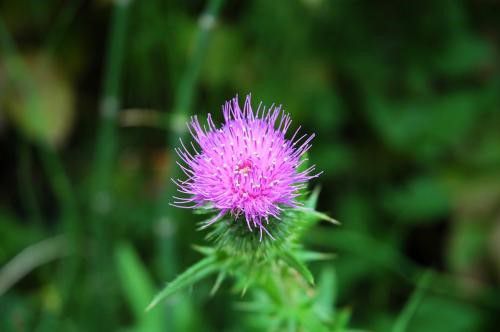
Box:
[210, 271, 226, 296]
[241, 278, 252, 297]
[297, 206, 340, 225]
[146, 255, 219, 311]
[305, 186, 321, 209]
[191, 244, 215, 256]
[281, 251, 314, 286]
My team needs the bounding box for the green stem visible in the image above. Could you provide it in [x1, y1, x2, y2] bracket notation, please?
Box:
[37, 146, 79, 235]
[89, 0, 130, 260]
[86, 1, 130, 329]
[17, 142, 43, 226]
[37, 144, 81, 315]
[90, 0, 130, 213]
[156, 0, 224, 280]
[169, 0, 225, 131]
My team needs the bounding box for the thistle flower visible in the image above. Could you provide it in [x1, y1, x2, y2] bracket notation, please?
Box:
[172, 94, 320, 239]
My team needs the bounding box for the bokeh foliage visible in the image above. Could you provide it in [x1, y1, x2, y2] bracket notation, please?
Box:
[1, 0, 500, 331]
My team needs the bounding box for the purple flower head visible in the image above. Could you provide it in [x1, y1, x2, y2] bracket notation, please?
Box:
[173, 94, 320, 239]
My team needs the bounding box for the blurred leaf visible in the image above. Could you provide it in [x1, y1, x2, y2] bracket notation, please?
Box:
[314, 267, 336, 321]
[0, 211, 41, 263]
[332, 307, 352, 332]
[0, 235, 69, 297]
[434, 35, 492, 76]
[2, 54, 74, 147]
[392, 272, 432, 332]
[146, 255, 218, 311]
[307, 227, 418, 279]
[448, 220, 489, 272]
[405, 295, 484, 332]
[337, 193, 375, 231]
[115, 242, 163, 332]
[281, 250, 314, 285]
[369, 91, 483, 161]
[383, 176, 449, 223]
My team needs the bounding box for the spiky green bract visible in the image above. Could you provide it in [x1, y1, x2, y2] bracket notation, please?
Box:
[206, 213, 292, 259]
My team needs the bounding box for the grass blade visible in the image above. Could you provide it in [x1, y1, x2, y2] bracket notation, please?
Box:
[146, 255, 219, 311]
[392, 271, 433, 332]
[115, 242, 163, 331]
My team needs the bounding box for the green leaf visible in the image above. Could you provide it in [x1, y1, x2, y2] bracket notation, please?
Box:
[434, 34, 491, 76]
[314, 267, 336, 322]
[392, 271, 433, 332]
[191, 245, 215, 256]
[115, 242, 163, 331]
[3, 54, 75, 147]
[332, 307, 352, 332]
[281, 251, 314, 286]
[383, 177, 449, 223]
[396, 293, 484, 332]
[305, 186, 321, 209]
[146, 255, 219, 311]
[297, 207, 340, 225]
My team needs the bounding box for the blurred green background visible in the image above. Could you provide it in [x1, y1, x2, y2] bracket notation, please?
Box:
[1, 0, 500, 331]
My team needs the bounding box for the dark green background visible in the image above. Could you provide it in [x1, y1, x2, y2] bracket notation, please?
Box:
[1, 0, 499, 331]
